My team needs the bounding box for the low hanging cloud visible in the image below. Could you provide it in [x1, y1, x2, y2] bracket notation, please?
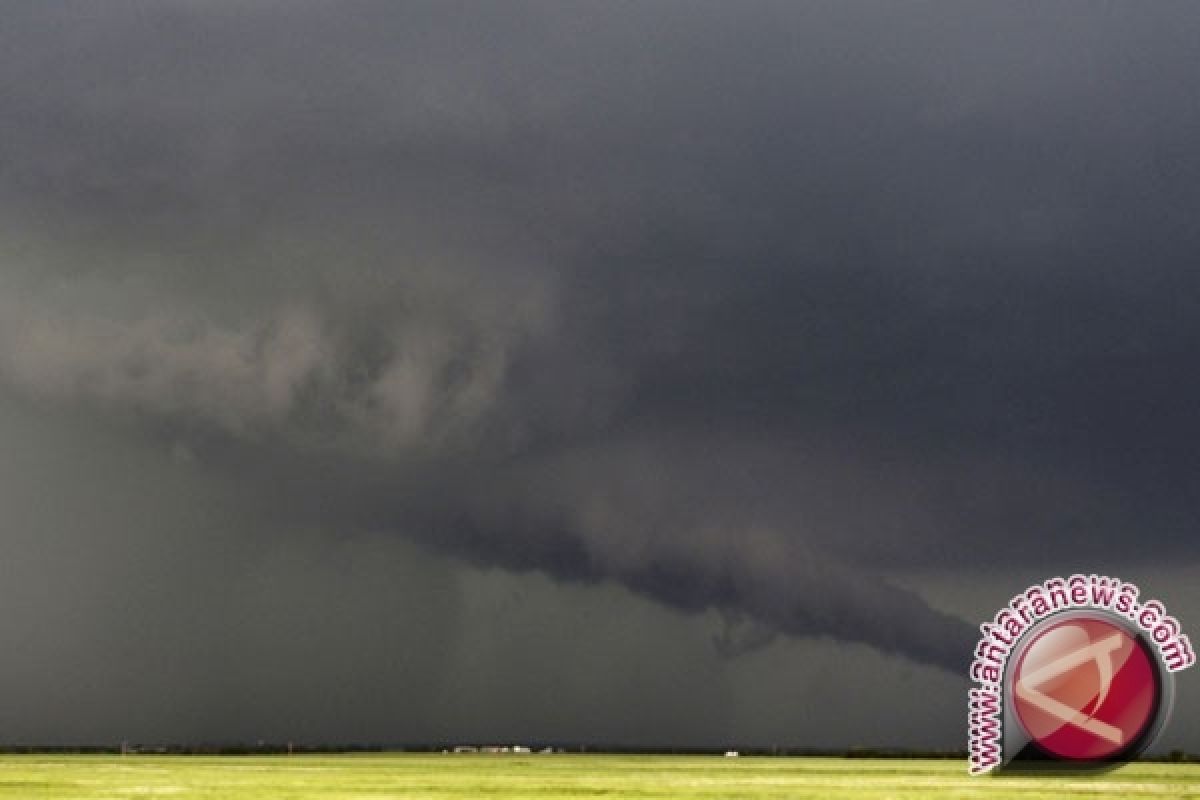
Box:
[0, 273, 977, 673]
[0, 301, 330, 434]
[0, 269, 550, 452]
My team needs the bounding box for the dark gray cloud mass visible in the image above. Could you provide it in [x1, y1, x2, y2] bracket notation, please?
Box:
[0, 1, 1199, 748]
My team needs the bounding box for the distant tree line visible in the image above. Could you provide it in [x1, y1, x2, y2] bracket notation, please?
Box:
[0, 744, 1193, 761]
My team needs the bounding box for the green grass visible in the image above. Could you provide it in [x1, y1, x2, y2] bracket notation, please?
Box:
[0, 754, 1197, 799]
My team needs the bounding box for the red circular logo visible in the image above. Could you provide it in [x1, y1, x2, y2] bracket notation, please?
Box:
[1012, 616, 1158, 760]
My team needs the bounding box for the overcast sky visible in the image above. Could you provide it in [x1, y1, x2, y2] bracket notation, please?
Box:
[1, 1, 1198, 751]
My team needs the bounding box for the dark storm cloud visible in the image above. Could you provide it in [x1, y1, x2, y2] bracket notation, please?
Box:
[2, 0, 1200, 742]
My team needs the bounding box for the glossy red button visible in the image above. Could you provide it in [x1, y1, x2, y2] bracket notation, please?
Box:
[1012, 616, 1157, 760]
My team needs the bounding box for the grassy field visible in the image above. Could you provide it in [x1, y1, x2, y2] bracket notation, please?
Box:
[0, 753, 1198, 799]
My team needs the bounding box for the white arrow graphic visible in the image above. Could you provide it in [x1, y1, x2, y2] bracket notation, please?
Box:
[1014, 631, 1126, 745]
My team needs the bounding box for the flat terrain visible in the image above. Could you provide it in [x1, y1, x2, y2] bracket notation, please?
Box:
[0, 754, 1197, 799]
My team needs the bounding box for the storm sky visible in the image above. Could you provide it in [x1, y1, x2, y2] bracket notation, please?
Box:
[1, 1, 1199, 750]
